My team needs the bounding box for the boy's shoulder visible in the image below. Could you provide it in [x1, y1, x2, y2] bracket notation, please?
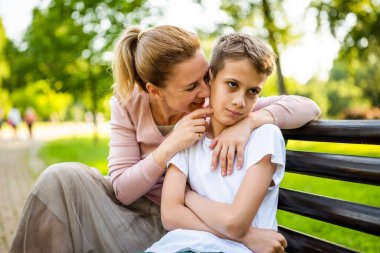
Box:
[246, 124, 284, 151]
[250, 124, 282, 140]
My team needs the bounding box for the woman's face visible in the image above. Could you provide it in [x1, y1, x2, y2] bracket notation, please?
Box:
[160, 49, 210, 113]
[210, 58, 267, 128]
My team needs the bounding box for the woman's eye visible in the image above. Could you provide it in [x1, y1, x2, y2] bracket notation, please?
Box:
[227, 82, 238, 88]
[203, 73, 210, 84]
[186, 82, 198, 91]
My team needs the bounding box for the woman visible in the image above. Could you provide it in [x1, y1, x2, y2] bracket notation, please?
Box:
[10, 25, 320, 253]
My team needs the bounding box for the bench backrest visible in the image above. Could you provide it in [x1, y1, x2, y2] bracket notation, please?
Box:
[279, 120, 380, 253]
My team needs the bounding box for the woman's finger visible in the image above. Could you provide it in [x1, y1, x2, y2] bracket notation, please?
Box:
[226, 145, 235, 175]
[209, 135, 219, 150]
[211, 142, 221, 170]
[188, 108, 213, 119]
[194, 125, 207, 134]
[236, 144, 244, 169]
[219, 146, 228, 176]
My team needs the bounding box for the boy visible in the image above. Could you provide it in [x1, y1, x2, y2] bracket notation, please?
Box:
[146, 33, 287, 253]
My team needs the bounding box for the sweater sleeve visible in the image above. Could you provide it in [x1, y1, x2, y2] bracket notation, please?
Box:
[107, 96, 165, 205]
[254, 95, 321, 129]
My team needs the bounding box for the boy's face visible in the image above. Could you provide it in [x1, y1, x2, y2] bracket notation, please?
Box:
[210, 58, 267, 127]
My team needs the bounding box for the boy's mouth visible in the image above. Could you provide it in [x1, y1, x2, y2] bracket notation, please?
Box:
[226, 108, 243, 116]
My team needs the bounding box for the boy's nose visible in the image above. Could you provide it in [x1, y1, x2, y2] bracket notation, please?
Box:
[232, 95, 245, 107]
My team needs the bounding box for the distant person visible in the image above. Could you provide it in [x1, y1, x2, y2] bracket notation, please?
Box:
[24, 107, 37, 139]
[0, 108, 4, 131]
[8, 107, 22, 139]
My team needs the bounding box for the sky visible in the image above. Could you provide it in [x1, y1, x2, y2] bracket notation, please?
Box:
[0, 0, 342, 84]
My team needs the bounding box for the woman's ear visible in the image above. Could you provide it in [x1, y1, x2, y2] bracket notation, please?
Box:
[146, 83, 162, 98]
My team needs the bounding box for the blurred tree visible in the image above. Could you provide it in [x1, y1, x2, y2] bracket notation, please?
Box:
[0, 18, 11, 113]
[3, 0, 151, 139]
[0, 18, 10, 87]
[311, 0, 380, 107]
[196, 0, 300, 95]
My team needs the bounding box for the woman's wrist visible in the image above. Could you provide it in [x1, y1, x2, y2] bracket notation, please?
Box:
[248, 109, 275, 131]
[153, 143, 176, 169]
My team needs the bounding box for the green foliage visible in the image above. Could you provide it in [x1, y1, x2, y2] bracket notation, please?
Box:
[3, 0, 151, 122]
[311, 0, 380, 107]
[0, 18, 10, 87]
[10, 80, 73, 120]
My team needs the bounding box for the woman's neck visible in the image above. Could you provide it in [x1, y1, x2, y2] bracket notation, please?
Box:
[149, 95, 184, 126]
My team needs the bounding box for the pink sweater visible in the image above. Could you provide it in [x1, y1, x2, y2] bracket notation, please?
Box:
[108, 88, 320, 205]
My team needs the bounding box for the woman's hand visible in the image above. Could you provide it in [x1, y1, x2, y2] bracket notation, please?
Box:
[153, 108, 213, 168]
[239, 227, 287, 253]
[210, 116, 252, 176]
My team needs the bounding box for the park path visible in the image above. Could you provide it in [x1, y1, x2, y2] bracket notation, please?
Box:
[0, 140, 44, 252]
[0, 122, 109, 252]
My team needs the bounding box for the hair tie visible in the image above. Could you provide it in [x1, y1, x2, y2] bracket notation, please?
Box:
[137, 31, 144, 40]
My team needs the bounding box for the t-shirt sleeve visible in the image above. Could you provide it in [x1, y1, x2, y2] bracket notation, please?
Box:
[168, 149, 189, 177]
[244, 124, 286, 189]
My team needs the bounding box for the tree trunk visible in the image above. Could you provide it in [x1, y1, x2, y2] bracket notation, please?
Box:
[262, 0, 287, 95]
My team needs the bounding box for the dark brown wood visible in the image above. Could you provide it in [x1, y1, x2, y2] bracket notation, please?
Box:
[286, 151, 380, 185]
[278, 188, 380, 236]
[282, 120, 380, 144]
[278, 226, 359, 253]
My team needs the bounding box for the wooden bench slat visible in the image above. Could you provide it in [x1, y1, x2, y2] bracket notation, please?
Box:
[282, 120, 380, 144]
[278, 188, 380, 236]
[278, 226, 359, 253]
[286, 150, 380, 186]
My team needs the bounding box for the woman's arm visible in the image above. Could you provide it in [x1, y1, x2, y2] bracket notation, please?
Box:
[108, 96, 212, 205]
[253, 95, 321, 129]
[211, 95, 320, 175]
[186, 155, 276, 239]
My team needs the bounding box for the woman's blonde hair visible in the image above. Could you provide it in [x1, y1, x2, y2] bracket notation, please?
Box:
[112, 25, 200, 106]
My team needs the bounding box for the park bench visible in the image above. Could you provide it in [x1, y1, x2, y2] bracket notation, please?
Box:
[278, 120, 380, 252]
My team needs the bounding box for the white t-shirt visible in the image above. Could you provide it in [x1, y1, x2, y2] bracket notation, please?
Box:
[146, 124, 286, 253]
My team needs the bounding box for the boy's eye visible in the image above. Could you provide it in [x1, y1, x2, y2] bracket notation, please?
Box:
[227, 82, 238, 88]
[249, 88, 260, 95]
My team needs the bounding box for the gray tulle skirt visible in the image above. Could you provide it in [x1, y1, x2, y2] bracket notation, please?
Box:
[9, 162, 166, 253]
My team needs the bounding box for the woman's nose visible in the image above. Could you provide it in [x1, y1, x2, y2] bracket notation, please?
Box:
[198, 79, 210, 98]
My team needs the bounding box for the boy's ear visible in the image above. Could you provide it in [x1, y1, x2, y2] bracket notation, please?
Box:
[208, 69, 214, 83]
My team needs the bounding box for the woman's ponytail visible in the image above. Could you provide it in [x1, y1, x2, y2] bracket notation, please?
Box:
[112, 26, 144, 106]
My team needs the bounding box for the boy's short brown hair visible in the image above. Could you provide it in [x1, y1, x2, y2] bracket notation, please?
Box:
[209, 33, 276, 78]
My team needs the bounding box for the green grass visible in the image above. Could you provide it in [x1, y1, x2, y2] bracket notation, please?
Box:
[38, 137, 109, 175]
[38, 137, 380, 252]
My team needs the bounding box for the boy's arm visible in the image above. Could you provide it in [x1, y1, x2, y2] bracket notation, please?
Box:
[185, 155, 276, 239]
[161, 163, 228, 237]
[165, 161, 287, 253]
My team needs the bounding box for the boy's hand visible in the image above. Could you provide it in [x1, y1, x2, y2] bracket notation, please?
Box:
[239, 227, 287, 253]
[210, 116, 251, 176]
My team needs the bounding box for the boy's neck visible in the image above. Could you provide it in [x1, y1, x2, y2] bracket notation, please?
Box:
[206, 116, 227, 139]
